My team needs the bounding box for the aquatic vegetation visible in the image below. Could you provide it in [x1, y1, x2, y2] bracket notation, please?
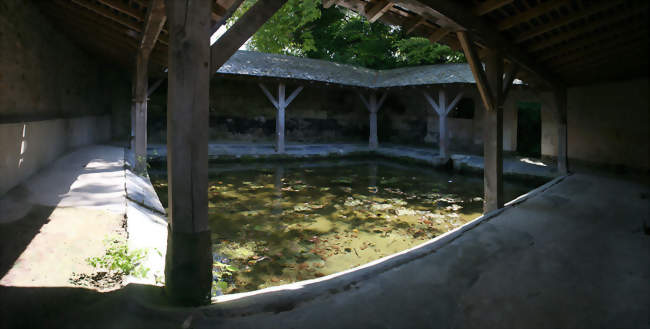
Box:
[151, 160, 541, 296]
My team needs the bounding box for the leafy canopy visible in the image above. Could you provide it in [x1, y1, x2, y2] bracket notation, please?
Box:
[230, 0, 465, 69]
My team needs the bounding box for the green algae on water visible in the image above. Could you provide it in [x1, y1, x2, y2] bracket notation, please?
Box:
[150, 159, 542, 296]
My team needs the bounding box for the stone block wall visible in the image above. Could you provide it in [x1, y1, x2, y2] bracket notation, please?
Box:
[0, 0, 129, 196]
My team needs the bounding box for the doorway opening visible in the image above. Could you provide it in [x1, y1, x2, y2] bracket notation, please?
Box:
[516, 102, 542, 158]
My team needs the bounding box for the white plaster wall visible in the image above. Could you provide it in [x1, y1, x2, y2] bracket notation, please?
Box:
[504, 89, 556, 156]
[567, 78, 649, 169]
[0, 115, 112, 196]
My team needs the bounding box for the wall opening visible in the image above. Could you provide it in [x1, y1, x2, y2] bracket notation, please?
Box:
[516, 101, 541, 158]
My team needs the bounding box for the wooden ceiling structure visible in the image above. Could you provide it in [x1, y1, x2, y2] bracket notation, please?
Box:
[331, 0, 649, 88]
[39, 0, 648, 87]
[39, 0, 241, 78]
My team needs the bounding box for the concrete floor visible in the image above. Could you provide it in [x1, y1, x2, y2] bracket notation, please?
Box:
[0, 145, 648, 328]
[0, 145, 126, 288]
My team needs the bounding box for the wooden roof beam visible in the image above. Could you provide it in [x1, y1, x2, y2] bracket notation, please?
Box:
[405, 16, 427, 34]
[69, 0, 142, 32]
[497, 0, 568, 31]
[94, 0, 145, 21]
[427, 27, 450, 43]
[416, 0, 561, 88]
[365, 0, 394, 23]
[48, 2, 139, 38]
[139, 0, 166, 57]
[559, 45, 649, 76]
[548, 32, 647, 69]
[473, 0, 514, 16]
[52, 0, 167, 45]
[514, 0, 626, 43]
[457, 31, 494, 111]
[527, 7, 648, 52]
[539, 22, 647, 62]
[210, 0, 288, 74]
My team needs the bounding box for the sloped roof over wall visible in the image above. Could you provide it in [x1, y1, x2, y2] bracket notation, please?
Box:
[216, 50, 476, 88]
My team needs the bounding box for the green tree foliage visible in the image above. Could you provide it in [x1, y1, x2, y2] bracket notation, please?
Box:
[230, 1, 465, 69]
[394, 37, 465, 66]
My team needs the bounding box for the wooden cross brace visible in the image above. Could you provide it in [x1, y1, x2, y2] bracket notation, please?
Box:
[456, 31, 519, 112]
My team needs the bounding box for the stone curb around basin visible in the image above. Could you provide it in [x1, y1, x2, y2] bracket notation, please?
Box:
[123, 148, 168, 286]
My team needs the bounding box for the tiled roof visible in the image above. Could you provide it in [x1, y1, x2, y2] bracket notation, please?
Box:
[216, 50, 476, 88]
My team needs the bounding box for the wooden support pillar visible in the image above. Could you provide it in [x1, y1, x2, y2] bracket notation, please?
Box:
[359, 92, 387, 149]
[130, 70, 136, 150]
[260, 83, 303, 154]
[134, 50, 149, 173]
[133, 0, 166, 172]
[422, 89, 464, 158]
[483, 50, 504, 212]
[458, 31, 517, 213]
[555, 88, 568, 174]
[164, 0, 212, 306]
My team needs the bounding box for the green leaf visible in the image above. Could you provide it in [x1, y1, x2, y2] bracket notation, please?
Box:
[216, 281, 228, 291]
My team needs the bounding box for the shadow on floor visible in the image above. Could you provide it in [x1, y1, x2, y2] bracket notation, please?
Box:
[0, 202, 55, 280]
[0, 284, 184, 329]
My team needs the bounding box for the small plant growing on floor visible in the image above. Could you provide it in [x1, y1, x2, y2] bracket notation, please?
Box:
[87, 237, 150, 278]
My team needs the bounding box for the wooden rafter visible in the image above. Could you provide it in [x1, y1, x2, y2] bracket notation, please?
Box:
[416, 0, 560, 88]
[549, 33, 647, 69]
[365, 0, 394, 23]
[94, 0, 145, 21]
[139, 0, 166, 56]
[473, 0, 514, 16]
[210, 0, 288, 74]
[497, 0, 568, 31]
[427, 27, 450, 43]
[540, 22, 647, 63]
[69, 0, 142, 32]
[48, 2, 139, 40]
[404, 16, 427, 34]
[457, 31, 494, 111]
[514, 1, 625, 43]
[527, 7, 647, 52]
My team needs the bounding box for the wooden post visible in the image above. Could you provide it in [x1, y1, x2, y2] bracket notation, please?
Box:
[422, 89, 464, 158]
[369, 94, 379, 149]
[260, 83, 303, 154]
[484, 50, 504, 212]
[134, 50, 148, 173]
[164, 0, 212, 306]
[130, 69, 136, 150]
[277, 83, 286, 153]
[555, 88, 568, 174]
[359, 92, 387, 149]
[133, 0, 166, 172]
[458, 31, 517, 213]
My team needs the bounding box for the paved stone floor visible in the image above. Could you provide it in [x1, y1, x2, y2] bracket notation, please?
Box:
[0, 144, 647, 328]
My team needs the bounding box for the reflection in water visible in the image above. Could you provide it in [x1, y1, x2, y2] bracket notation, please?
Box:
[151, 159, 545, 296]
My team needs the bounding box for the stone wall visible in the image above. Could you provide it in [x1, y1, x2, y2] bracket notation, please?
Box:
[150, 71, 649, 171]
[0, 0, 129, 196]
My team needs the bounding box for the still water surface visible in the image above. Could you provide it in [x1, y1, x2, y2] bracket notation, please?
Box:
[151, 159, 544, 296]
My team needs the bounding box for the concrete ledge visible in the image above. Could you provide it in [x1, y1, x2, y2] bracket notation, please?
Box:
[123, 149, 167, 285]
[148, 143, 559, 179]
